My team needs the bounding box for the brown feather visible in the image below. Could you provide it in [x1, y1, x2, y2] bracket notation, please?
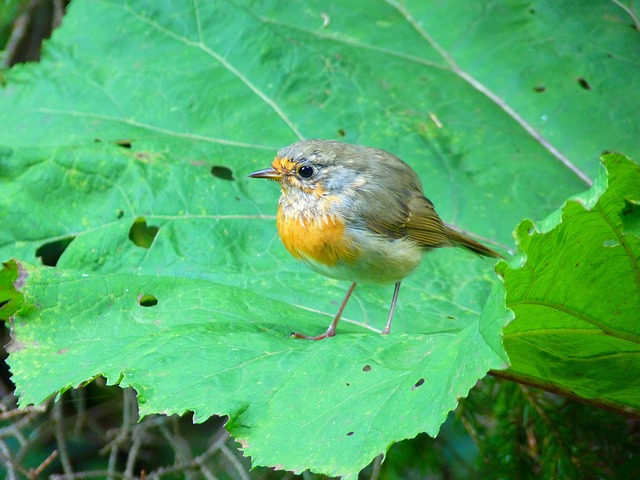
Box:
[404, 195, 453, 249]
[366, 192, 502, 258]
[443, 225, 503, 258]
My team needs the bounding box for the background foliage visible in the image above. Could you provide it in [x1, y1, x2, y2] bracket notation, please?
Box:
[0, 0, 639, 478]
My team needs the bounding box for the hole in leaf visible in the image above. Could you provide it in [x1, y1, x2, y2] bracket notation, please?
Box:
[346, 431, 354, 436]
[412, 378, 425, 390]
[533, 86, 546, 93]
[0, 300, 8, 310]
[603, 239, 619, 248]
[114, 139, 133, 148]
[128, 217, 159, 249]
[577, 77, 591, 90]
[622, 201, 638, 217]
[138, 294, 158, 307]
[337, 128, 346, 137]
[211, 165, 235, 181]
[362, 365, 371, 372]
[35, 236, 75, 266]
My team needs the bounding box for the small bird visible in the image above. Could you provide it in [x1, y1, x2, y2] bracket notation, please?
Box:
[249, 139, 501, 340]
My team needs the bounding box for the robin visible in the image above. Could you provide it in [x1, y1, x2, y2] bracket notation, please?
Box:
[249, 139, 502, 340]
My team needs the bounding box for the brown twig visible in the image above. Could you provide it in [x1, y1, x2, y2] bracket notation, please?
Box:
[53, 400, 74, 476]
[490, 370, 640, 419]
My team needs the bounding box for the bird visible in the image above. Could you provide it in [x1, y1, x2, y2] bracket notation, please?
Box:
[249, 139, 501, 340]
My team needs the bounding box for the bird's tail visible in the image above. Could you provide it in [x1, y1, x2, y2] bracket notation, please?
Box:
[444, 225, 504, 259]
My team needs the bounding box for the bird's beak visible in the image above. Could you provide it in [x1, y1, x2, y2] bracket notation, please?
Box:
[248, 166, 283, 180]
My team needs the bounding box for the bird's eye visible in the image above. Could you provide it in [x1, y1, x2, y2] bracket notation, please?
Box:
[298, 165, 314, 178]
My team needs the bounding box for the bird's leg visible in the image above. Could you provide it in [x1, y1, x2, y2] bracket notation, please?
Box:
[382, 281, 402, 335]
[291, 282, 357, 340]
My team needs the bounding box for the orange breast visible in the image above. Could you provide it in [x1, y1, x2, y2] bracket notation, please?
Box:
[276, 206, 359, 266]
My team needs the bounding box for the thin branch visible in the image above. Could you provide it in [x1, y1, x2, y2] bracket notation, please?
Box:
[53, 400, 75, 476]
[32, 450, 60, 477]
[490, 370, 640, 418]
[51, 470, 127, 479]
[0, 440, 18, 480]
[370, 454, 383, 480]
[219, 443, 250, 480]
[105, 389, 138, 478]
[124, 424, 145, 479]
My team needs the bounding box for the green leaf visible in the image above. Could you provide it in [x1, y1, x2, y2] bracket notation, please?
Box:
[0, 259, 25, 320]
[497, 154, 640, 410]
[1, 0, 639, 476]
[4, 259, 510, 478]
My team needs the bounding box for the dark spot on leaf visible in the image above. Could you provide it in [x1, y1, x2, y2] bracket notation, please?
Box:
[533, 86, 546, 93]
[346, 431, 354, 436]
[138, 294, 158, 307]
[0, 300, 8, 310]
[116, 209, 125, 219]
[621, 201, 638, 217]
[345, 382, 351, 387]
[337, 128, 346, 137]
[412, 378, 425, 390]
[575, 262, 580, 268]
[362, 365, 371, 372]
[129, 217, 159, 249]
[577, 77, 591, 90]
[211, 165, 235, 181]
[35, 236, 75, 267]
[115, 139, 133, 148]
[528, 8, 535, 14]
[447, 315, 455, 320]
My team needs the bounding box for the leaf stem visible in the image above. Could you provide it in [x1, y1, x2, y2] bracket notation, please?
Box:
[489, 369, 640, 418]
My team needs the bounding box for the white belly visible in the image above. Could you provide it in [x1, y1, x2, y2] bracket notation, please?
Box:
[301, 233, 424, 284]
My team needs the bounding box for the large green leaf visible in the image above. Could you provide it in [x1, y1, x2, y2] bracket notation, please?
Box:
[0, 0, 638, 477]
[497, 154, 640, 410]
[0, 259, 510, 477]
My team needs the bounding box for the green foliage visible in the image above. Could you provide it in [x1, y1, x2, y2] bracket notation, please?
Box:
[461, 378, 640, 479]
[498, 154, 640, 410]
[0, 259, 509, 478]
[1, 0, 639, 477]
